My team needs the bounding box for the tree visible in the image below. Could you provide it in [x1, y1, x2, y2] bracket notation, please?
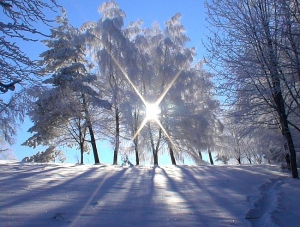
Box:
[85, 1, 128, 165]
[167, 62, 222, 165]
[0, 138, 16, 160]
[0, 0, 59, 144]
[0, 0, 58, 92]
[121, 19, 146, 165]
[205, 0, 299, 178]
[24, 87, 90, 164]
[22, 146, 67, 163]
[84, 2, 221, 165]
[24, 9, 111, 164]
[122, 14, 221, 165]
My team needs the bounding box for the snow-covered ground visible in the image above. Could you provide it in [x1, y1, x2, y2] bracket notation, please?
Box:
[0, 161, 299, 227]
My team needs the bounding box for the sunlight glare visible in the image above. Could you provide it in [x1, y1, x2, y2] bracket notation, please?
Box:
[146, 103, 160, 121]
[107, 49, 185, 151]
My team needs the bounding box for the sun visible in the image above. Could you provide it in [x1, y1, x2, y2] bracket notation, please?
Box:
[145, 103, 160, 121]
[106, 50, 182, 150]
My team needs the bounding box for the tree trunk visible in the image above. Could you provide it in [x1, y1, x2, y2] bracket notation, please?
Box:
[280, 112, 298, 178]
[265, 23, 298, 178]
[169, 146, 176, 165]
[148, 122, 161, 165]
[198, 151, 203, 160]
[272, 72, 298, 178]
[134, 137, 139, 165]
[135, 145, 139, 165]
[208, 147, 214, 165]
[113, 107, 120, 165]
[80, 142, 84, 164]
[82, 93, 100, 164]
[133, 110, 139, 165]
[153, 152, 158, 165]
[247, 157, 252, 164]
[88, 125, 100, 164]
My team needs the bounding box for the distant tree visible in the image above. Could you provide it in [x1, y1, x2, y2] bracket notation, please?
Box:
[22, 146, 67, 163]
[214, 109, 287, 165]
[0, 138, 16, 160]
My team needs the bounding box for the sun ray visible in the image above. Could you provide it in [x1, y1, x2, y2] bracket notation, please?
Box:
[132, 116, 149, 140]
[155, 68, 184, 106]
[154, 118, 178, 152]
[105, 49, 184, 150]
[109, 54, 147, 106]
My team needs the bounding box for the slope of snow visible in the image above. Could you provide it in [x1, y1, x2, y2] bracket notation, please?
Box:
[0, 161, 299, 227]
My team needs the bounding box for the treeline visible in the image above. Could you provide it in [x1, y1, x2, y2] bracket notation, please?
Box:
[0, 1, 299, 178]
[22, 3, 219, 166]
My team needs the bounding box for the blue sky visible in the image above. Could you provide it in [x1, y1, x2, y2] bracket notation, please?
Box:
[9, 0, 210, 164]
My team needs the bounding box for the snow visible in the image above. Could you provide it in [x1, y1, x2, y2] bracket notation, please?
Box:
[0, 161, 299, 227]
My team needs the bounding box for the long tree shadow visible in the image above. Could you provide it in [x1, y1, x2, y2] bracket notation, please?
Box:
[175, 165, 284, 226]
[1, 164, 282, 227]
[0, 164, 128, 227]
[160, 166, 223, 226]
[57, 165, 185, 227]
[1, 166, 104, 207]
[66, 166, 163, 227]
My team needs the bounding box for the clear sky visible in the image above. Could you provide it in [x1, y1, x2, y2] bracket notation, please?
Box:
[9, 0, 210, 164]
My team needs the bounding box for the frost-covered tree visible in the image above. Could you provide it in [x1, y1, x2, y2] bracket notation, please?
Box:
[205, 0, 299, 178]
[138, 22, 167, 165]
[167, 62, 222, 165]
[22, 146, 67, 163]
[24, 85, 91, 164]
[83, 2, 221, 165]
[123, 13, 220, 165]
[217, 111, 287, 165]
[0, 0, 58, 92]
[84, 1, 128, 165]
[0, 0, 58, 144]
[24, 9, 111, 164]
[121, 19, 146, 165]
[137, 13, 220, 165]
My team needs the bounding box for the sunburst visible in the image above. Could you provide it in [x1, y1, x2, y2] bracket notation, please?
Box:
[108, 53, 183, 150]
[145, 103, 160, 121]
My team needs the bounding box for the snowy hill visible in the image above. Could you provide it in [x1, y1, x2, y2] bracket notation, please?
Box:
[0, 161, 299, 227]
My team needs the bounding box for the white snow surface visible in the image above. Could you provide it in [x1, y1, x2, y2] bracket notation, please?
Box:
[0, 161, 299, 227]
